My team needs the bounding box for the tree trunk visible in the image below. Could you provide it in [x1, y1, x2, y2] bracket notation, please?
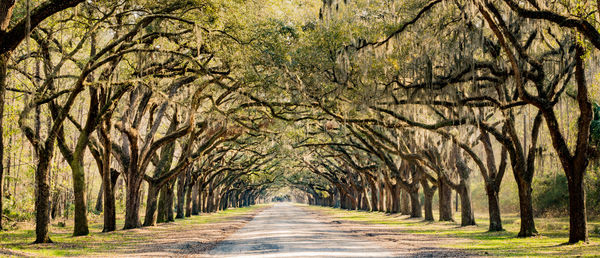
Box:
[567, 171, 588, 243]
[102, 170, 118, 232]
[480, 128, 505, 231]
[0, 164, 3, 231]
[0, 0, 12, 231]
[191, 183, 199, 215]
[176, 173, 186, 218]
[368, 178, 378, 211]
[143, 182, 160, 227]
[100, 115, 117, 232]
[157, 184, 169, 223]
[70, 157, 89, 236]
[51, 192, 60, 219]
[421, 179, 435, 221]
[563, 45, 590, 244]
[166, 181, 175, 221]
[185, 182, 193, 217]
[458, 183, 475, 226]
[210, 189, 217, 212]
[516, 179, 537, 237]
[157, 181, 175, 222]
[384, 183, 392, 212]
[438, 178, 453, 221]
[350, 190, 358, 210]
[378, 181, 385, 211]
[34, 151, 53, 243]
[95, 183, 103, 212]
[409, 187, 422, 218]
[391, 183, 400, 213]
[486, 184, 503, 231]
[0, 54, 4, 231]
[400, 189, 410, 215]
[214, 191, 222, 212]
[198, 189, 205, 213]
[123, 177, 142, 229]
[361, 188, 370, 211]
[203, 189, 210, 212]
[454, 145, 476, 227]
[455, 191, 459, 212]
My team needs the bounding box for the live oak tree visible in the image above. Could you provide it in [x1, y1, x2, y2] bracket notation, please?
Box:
[0, 0, 84, 235]
[484, 0, 600, 243]
[2, 0, 600, 248]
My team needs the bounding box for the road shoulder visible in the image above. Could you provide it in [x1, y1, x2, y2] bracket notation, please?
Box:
[301, 204, 481, 257]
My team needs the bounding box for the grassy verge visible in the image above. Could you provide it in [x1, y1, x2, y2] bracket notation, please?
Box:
[303, 204, 600, 257]
[0, 204, 268, 257]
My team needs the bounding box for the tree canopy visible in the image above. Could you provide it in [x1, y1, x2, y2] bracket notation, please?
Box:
[0, 0, 599, 246]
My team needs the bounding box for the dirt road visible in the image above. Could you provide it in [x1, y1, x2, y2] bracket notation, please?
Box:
[206, 203, 397, 258]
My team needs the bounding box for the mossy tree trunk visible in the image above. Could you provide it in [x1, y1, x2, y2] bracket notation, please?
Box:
[421, 178, 436, 221]
[0, 53, 6, 231]
[176, 171, 187, 218]
[438, 178, 453, 221]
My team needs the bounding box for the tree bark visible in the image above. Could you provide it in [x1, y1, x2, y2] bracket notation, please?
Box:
[378, 181, 385, 211]
[176, 172, 186, 218]
[191, 183, 199, 215]
[210, 188, 218, 212]
[185, 181, 193, 217]
[409, 186, 422, 218]
[143, 182, 160, 227]
[421, 179, 436, 221]
[158, 186, 173, 222]
[34, 151, 53, 243]
[516, 177, 536, 237]
[199, 189, 206, 213]
[157, 183, 170, 223]
[101, 120, 117, 232]
[214, 190, 222, 212]
[453, 144, 475, 226]
[438, 178, 453, 221]
[102, 170, 118, 232]
[567, 171, 588, 243]
[368, 178, 378, 211]
[384, 181, 392, 212]
[95, 183, 103, 212]
[480, 128, 505, 231]
[70, 156, 89, 236]
[564, 45, 590, 243]
[486, 183, 503, 231]
[361, 186, 370, 211]
[51, 192, 60, 219]
[166, 181, 175, 221]
[0, 53, 6, 231]
[123, 177, 142, 229]
[400, 188, 410, 215]
[391, 183, 400, 213]
[457, 183, 475, 226]
[201, 189, 208, 212]
[339, 190, 347, 209]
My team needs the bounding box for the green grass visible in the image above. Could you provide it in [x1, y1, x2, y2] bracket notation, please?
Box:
[304, 205, 600, 257]
[0, 204, 268, 257]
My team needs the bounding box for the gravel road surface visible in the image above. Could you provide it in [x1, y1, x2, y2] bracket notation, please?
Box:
[207, 203, 397, 258]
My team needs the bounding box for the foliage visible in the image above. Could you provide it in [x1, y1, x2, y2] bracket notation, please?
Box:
[591, 102, 600, 148]
[0, 0, 600, 249]
[587, 167, 600, 215]
[533, 173, 569, 217]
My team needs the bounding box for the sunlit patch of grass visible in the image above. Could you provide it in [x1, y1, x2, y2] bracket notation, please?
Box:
[0, 204, 269, 257]
[304, 204, 600, 257]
